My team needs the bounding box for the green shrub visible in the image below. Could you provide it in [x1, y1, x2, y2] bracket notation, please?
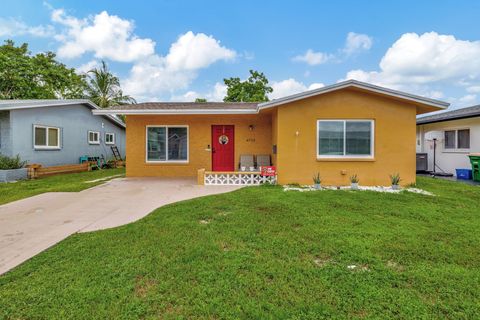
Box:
[350, 174, 359, 183]
[0, 154, 27, 170]
[312, 172, 321, 184]
[389, 173, 401, 185]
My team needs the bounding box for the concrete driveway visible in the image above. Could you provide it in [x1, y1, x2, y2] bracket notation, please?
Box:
[0, 178, 241, 275]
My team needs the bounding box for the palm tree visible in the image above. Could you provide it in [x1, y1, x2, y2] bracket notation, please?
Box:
[86, 61, 136, 109]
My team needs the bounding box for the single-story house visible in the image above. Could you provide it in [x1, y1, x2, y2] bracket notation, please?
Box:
[0, 100, 126, 167]
[93, 80, 448, 186]
[416, 104, 480, 175]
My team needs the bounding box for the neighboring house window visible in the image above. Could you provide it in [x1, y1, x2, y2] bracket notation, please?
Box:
[317, 120, 374, 158]
[444, 130, 456, 149]
[444, 129, 470, 150]
[457, 129, 470, 149]
[34, 125, 60, 149]
[88, 131, 100, 144]
[105, 133, 115, 145]
[146, 126, 188, 162]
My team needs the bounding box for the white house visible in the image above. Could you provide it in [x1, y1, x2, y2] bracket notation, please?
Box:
[416, 105, 480, 176]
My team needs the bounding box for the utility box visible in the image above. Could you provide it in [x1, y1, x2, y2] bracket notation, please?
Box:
[416, 153, 428, 172]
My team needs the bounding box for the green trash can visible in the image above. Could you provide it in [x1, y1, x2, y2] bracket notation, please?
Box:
[468, 154, 480, 182]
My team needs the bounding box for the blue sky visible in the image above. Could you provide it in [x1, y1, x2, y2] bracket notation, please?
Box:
[1, 1, 480, 108]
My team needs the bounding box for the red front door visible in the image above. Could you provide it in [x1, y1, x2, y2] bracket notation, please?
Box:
[212, 125, 235, 171]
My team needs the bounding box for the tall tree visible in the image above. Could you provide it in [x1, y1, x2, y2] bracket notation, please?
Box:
[86, 61, 136, 108]
[0, 40, 86, 99]
[223, 70, 273, 102]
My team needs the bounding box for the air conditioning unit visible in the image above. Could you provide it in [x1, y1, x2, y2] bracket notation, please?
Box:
[416, 153, 428, 172]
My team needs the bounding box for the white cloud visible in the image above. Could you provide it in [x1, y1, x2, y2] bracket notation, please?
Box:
[0, 17, 54, 37]
[308, 82, 325, 90]
[459, 94, 477, 104]
[208, 82, 228, 101]
[242, 51, 255, 60]
[76, 60, 100, 74]
[426, 90, 445, 100]
[171, 91, 199, 102]
[165, 31, 236, 71]
[292, 49, 332, 66]
[343, 32, 373, 55]
[445, 94, 479, 109]
[124, 32, 236, 98]
[293, 32, 372, 66]
[343, 32, 480, 88]
[171, 82, 228, 102]
[466, 85, 480, 93]
[51, 9, 155, 62]
[269, 78, 324, 99]
[44, 7, 236, 99]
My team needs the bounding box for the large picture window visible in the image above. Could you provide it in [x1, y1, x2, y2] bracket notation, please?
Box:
[317, 120, 374, 158]
[146, 126, 188, 162]
[34, 125, 60, 149]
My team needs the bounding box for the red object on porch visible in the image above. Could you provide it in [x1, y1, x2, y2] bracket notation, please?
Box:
[260, 166, 276, 176]
[212, 125, 235, 171]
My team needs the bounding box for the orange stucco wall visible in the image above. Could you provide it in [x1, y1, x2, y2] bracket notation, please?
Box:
[125, 114, 272, 177]
[273, 88, 417, 186]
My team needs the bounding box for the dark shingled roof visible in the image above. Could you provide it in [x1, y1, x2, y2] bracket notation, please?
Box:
[417, 104, 480, 125]
[107, 102, 259, 110]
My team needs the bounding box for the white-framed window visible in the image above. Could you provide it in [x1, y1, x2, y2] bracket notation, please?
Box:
[34, 125, 60, 149]
[317, 120, 374, 158]
[88, 131, 100, 144]
[444, 129, 470, 150]
[146, 125, 189, 163]
[105, 132, 115, 145]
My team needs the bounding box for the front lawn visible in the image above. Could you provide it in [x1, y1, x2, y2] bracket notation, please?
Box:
[0, 168, 125, 205]
[0, 177, 479, 319]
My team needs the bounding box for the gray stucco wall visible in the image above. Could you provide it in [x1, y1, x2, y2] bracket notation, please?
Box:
[0, 111, 12, 157]
[9, 104, 125, 166]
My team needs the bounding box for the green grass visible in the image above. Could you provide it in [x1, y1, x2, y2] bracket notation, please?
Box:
[0, 177, 479, 319]
[0, 168, 125, 205]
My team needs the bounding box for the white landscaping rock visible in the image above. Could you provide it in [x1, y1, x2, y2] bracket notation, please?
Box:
[283, 185, 434, 196]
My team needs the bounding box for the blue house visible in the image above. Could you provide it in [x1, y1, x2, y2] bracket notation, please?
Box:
[0, 100, 125, 166]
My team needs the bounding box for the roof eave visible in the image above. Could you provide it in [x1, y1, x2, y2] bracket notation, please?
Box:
[0, 99, 125, 128]
[92, 109, 259, 115]
[0, 99, 93, 110]
[417, 113, 480, 125]
[82, 101, 126, 128]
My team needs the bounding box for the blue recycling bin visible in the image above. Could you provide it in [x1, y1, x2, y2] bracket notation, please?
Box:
[455, 168, 472, 180]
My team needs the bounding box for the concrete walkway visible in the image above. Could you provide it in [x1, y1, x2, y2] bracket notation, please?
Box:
[0, 178, 241, 275]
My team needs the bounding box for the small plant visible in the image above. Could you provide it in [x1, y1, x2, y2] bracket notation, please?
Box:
[350, 174, 359, 190]
[313, 173, 321, 184]
[390, 173, 401, 188]
[350, 174, 359, 184]
[313, 173, 322, 189]
[0, 154, 27, 170]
